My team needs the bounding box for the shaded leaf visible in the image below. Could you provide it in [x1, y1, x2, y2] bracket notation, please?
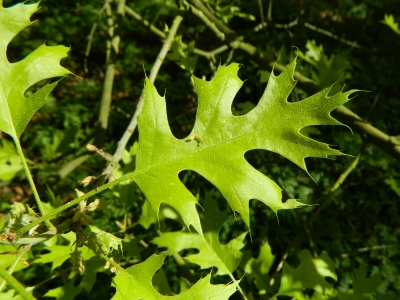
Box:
[152, 194, 246, 276]
[112, 252, 238, 299]
[276, 250, 337, 299]
[32, 232, 75, 271]
[43, 277, 82, 300]
[337, 265, 383, 299]
[167, 36, 198, 71]
[245, 241, 275, 294]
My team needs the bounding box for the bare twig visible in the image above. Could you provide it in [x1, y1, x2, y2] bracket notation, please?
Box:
[84, 2, 108, 73]
[336, 244, 400, 256]
[304, 22, 363, 49]
[267, 0, 273, 21]
[150, 0, 167, 27]
[97, 0, 126, 145]
[188, 0, 235, 38]
[124, 5, 226, 60]
[100, 8, 185, 181]
[187, 2, 225, 41]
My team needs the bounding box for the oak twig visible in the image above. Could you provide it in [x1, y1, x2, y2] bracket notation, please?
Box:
[100, 8, 185, 181]
[84, 2, 108, 73]
[96, 0, 126, 145]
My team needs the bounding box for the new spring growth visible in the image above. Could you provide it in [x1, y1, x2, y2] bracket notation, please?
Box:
[86, 144, 114, 162]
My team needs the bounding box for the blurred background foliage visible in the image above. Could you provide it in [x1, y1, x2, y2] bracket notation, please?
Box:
[1, 0, 400, 299]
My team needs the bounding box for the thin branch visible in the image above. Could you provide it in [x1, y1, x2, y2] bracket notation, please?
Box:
[96, 0, 126, 145]
[99, 8, 185, 181]
[84, 2, 108, 74]
[304, 22, 362, 49]
[188, 0, 235, 38]
[150, 0, 167, 27]
[267, 0, 273, 21]
[336, 244, 400, 256]
[186, 1, 225, 41]
[252, 19, 298, 33]
[124, 5, 165, 38]
[124, 5, 224, 60]
[16, 171, 136, 239]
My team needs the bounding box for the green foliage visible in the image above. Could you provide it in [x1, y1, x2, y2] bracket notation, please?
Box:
[276, 250, 337, 299]
[336, 265, 383, 300]
[0, 0, 70, 141]
[245, 242, 275, 295]
[382, 14, 400, 35]
[152, 193, 246, 276]
[136, 60, 353, 235]
[1, 0, 399, 299]
[112, 252, 238, 299]
[298, 40, 350, 91]
[167, 36, 198, 71]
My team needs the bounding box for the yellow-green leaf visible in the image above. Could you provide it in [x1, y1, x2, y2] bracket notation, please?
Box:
[135, 59, 356, 234]
[0, 1, 71, 141]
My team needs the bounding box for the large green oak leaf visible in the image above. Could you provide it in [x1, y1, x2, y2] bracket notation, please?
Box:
[135, 58, 356, 235]
[0, 0, 71, 140]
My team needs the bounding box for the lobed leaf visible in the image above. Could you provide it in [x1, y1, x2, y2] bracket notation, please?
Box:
[275, 249, 337, 299]
[135, 59, 356, 234]
[151, 193, 246, 276]
[112, 252, 238, 299]
[245, 242, 275, 294]
[0, 0, 71, 141]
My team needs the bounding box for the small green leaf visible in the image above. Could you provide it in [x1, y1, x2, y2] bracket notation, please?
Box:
[112, 252, 238, 299]
[43, 277, 83, 300]
[337, 264, 383, 299]
[276, 250, 337, 299]
[245, 241, 275, 294]
[152, 194, 246, 276]
[32, 232, 75, 271]
[167, 35, 198, 71]
[0, 1, 71, 141]
[382, 14, 400, 35]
